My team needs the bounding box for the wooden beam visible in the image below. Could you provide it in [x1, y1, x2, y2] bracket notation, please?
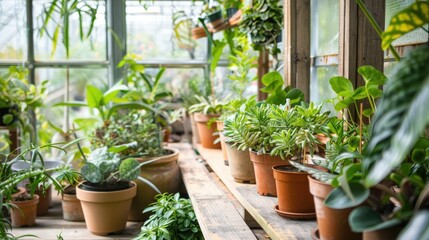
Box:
[284, 0, 310, 102]
[339, 0, 385, 122]
[257, 48, 269, 101]
[339, 0, 385, 84]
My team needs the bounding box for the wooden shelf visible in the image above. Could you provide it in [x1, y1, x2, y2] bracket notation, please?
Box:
[195, 144, 317, 240]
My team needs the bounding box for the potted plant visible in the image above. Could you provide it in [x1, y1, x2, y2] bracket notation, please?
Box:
[189, 95, 225, 149]
[203, 6, 223, 29]
[239, 0, 283, 61]
[76, 143, 161, 236]
[0, 66, 47, 144]
[0, 143, 79, 231]
[91, 111, 181, 222]
[270, 102, 330, 219]
[134, 193, 203, 240]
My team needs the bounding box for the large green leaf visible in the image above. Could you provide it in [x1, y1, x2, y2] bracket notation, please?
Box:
[119, 158, 141, 180]
[103, 83, 128, 105]
[260, 71, 283, 93]
[329, 76, 354, 97]
[324, 182, 369, 209]
[86, 85, 103, 108]
[358, 65, 387, 86]
[364, 46, 429, 187]
[349, 206, 403, 232]
[382, 2, 429, 50]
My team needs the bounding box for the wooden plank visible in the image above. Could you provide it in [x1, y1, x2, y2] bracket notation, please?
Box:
[176, 143, 258, 240]
[196, 145, 317, 240]
[257, 49, 269, 101]
[284, 0, 310, 101]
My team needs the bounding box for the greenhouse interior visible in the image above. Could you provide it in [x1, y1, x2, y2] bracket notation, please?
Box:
[0, 0, 428, 239]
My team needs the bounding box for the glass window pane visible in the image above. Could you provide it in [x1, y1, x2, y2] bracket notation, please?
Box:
[33, 0, 106, 61]
[310, 66, 338, 114]
[0, 0, 27, 61]
[311, 0, 340, 56]
[386, 0, 428, 46]
[126, 1, 207, 61]
[36, 67, 108, 131]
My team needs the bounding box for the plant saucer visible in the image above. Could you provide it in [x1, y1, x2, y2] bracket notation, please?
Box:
[274, 205, 316, 220]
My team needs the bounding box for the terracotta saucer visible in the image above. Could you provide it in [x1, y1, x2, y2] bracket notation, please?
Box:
[274, 205, 316, 220]
[311, 228, 320, 240]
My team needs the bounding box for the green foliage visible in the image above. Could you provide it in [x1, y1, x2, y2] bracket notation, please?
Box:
[91, 112, 163, 158]
[240, 0, 283, 56]
[80, 144, 142, 185]
[134, 193, 203, 240]
[227, 37, 258, 99]
[39, 0, 99, 58]
[260, 71, 304, 106]
[382, 1, 429, 50]
[188, 95, 225, 115]
[172, 11, 197, 59]
[329, 65, 386, 120]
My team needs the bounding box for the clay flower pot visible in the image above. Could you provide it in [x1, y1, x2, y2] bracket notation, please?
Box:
[76, 181, 137, 236]
[10, 194, 39, 227]
[190, 113, 201, 144]
[193, 113, 221, 149]
[62, 186, 84, 221]
[34, 184, 52, 216]
[308, 176, 361, 240]
[225, 143, 255, 183]
[272, 165, 315, 220]
[128, 148, 181, 222]
[249, 151, 284, 196]
[216, 120, 228, 165]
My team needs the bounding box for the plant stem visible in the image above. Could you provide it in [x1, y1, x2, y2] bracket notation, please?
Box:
[355, 0, 400, 61]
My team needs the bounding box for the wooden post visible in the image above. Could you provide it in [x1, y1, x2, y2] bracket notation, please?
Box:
[257, 48, 269, 101]
[339, 0, 385, 121]
[284, 0, 310, 102]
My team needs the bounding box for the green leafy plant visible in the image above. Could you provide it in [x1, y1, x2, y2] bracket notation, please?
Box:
[188, 95, 225, 115]
[134, 192, 203, 240]
[91, 111, 164, 158]
[329, 65, 386, 121]
[172, 11, 197, 59]
[0, 66, 48, 142]
[0, 142, 80, 239]
[260, 71, 304, 106]
[227, 37, 258, 99]
[239, 0, 283, 58]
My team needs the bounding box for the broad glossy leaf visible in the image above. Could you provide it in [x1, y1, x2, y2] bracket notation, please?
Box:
[362, 108, 374, 117]
[86, 85, 103, 107]
[367, 86, 383, 99]
[81, 162, 101, 183]
[324, 182, 369, 209]
[349, 206, 402, 232]
[382, 2, 429, 50]
[329, 76, 354, 97]
[261, 72, 283, 90]
[334, 97, 354, 111]
[365, 47, 429, 186]
[352, 86, 367, 100]
[119, 158, 140, 180]
[103, 83, 128, 104]
[358, 65, 387, 86]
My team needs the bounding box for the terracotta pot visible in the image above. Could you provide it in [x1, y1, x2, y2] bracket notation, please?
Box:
[2, 187, 27, 218]
[193, 113, 221, 149]
[128, 148, 181, 221]
[62, 186, 84, 221]
[272, 165, 315, 219]
[249, 151, 284, 196]
[225, 143, 255, 183]
[363, 224, 404, 240]
[191, 27, 207, 39]
[10, 194, 39, 227]
[77, 181, 137, 236]
[216, 120, 228, 165]
[34, 184, 52, 216]
[190, 113, 200, 144]
[308, 176, 361, 240]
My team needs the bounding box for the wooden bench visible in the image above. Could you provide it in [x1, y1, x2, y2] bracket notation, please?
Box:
[174, 143, 259, 240]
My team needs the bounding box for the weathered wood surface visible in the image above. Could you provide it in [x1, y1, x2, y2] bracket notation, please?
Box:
[175, 143, 258, 240]
[196, 144, 317, 240]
